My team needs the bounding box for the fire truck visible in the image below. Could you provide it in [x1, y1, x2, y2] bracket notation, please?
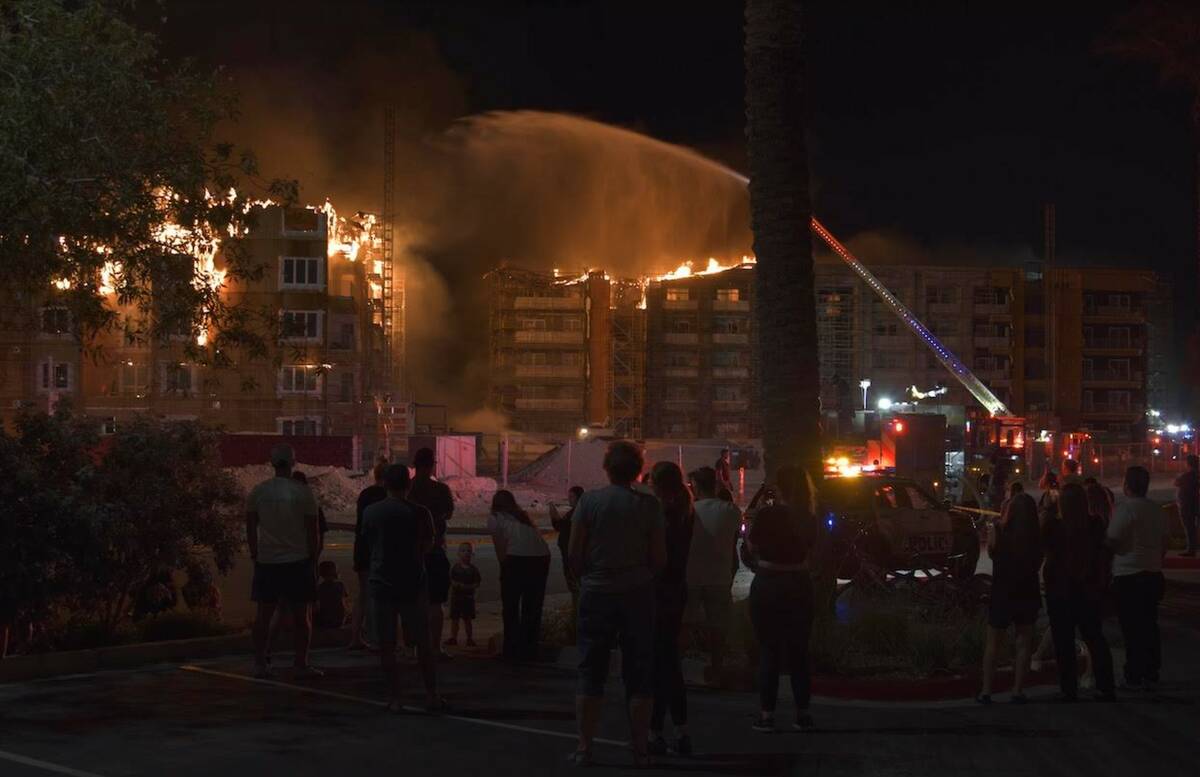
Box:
[810, 218, 1027, 499]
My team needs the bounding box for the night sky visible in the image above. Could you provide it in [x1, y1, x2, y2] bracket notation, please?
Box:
[152, 1, 1195, 413]
[156, 0, 1194, 274]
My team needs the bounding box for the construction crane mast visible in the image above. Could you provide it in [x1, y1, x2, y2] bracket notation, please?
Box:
[810, 217, 1013, 418]
[382, 106, 396, 394]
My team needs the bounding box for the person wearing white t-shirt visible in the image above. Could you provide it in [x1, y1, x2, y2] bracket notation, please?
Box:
[247, 445, 320, 679]
[488, 489, 551, 662]
[685, 466, 741, 683]
[1106, 466, 1170, 690]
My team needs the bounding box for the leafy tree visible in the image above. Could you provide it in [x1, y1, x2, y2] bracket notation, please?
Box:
[744, 0, 821, 478]
[0, 0, 295, 356]
[78, 415, 242, 636]
[0, 405, 242, 638]
[0, 403, 100, 627]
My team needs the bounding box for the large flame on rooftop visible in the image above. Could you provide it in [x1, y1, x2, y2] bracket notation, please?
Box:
[652, 255, 756, 282]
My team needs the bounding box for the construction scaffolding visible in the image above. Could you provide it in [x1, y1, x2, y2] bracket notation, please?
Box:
[610, 278, 645, 439]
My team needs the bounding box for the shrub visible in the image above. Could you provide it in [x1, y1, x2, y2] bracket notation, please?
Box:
[0, 405, 241, 640]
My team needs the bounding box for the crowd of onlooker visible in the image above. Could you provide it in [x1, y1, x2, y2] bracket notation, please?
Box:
[978, 457, 1177, 703]
[242, 442, 1183, 768]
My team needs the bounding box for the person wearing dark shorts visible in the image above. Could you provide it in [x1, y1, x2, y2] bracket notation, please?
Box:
[407, 447, 455, 659]
[357, 464, 444, 712]
[568, 441, 666, 768]
[978, 492, 1043, 703]
[247, 445, 322, 680]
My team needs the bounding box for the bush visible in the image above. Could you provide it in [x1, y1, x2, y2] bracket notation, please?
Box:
[0, 405, 241, 641]
[731, 579, 990, 678]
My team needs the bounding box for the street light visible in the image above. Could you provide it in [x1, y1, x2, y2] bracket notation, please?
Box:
[858, 378, 871, 410]
[877, 397, 893, 411]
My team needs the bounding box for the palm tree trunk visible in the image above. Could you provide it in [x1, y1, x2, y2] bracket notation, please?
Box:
[744, 0, 821, 479]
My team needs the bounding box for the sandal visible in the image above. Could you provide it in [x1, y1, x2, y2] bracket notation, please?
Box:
[975, 694, 992, 705]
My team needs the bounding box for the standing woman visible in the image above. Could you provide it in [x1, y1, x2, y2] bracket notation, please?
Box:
[488, 490, 551, 662]
[977, 492, 1043, 703]
[742, 465, 818, 733]
[648, 461, 695, 757]
[1085, 482, 1114, 527]
[1043, 483, 1116, 701]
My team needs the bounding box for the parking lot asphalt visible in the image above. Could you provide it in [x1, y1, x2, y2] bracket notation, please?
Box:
[3, 611, 1200, 777]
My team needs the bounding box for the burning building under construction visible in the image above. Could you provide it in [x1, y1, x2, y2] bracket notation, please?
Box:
[484, 267, 645, 438]
[485, 257, 1167, 444]
[0, 203, 408, 460]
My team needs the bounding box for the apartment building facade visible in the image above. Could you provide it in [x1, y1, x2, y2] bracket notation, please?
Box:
[0, 205, 400, 453]
[643, 266, 758, 439]
[484, 267, 645, 437]
[488, 260, 1163, 443]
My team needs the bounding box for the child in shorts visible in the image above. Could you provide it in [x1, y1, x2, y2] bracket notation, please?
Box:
[314, 560, 349, 630]
[445, 542, 481, 647]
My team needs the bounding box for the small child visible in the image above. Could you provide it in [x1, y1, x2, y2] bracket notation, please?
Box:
[445, 542, 482, 647]
[314, 560, 349, 630]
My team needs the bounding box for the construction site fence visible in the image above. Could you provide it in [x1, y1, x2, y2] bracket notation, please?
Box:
[1026, 441, 1191, 482]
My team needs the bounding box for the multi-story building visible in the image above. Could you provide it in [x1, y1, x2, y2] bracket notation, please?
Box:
[484, 267, 644, 437]
[0, 204, 403, 456]
[643, 266, 758, 439]
[486, 259, 1164, 444]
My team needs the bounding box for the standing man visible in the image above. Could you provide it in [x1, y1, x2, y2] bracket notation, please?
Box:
[357, 464, 443, 712]
[549, 485, 585, 603]
[1061, 458, 1084, 488]
[247, 445, 322, 679]
[349, 460, 388, 649]
[1174, 454, 1199, 557]
[685, 466, 741, 685]
[1108, 466, 1171, 691]
[407, 447, 455, 659]
[714, 449, 733, 495]
[568, 441, 666, 768]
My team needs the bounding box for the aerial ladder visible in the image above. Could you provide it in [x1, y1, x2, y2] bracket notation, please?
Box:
[808, 217, 1025, 461]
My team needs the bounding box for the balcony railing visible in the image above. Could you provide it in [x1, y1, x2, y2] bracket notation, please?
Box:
[926, 301, 960, 316]
[711, 367, 749, 378]
[972, 302, 1010, 317]
[712, 399, 750, 412]
[513, 296, 584, 310]
[1082, 370, 1143, 384]
[1081, 402, 1143, 416]
[662, 367, 699, 378]
[1083, 338, 1143, 351]
[663, 299, 698, 310]
[974, 335, 1011, 349]
[514, 330, 584, 345]
[1085, 305, 1145, 318]
[712, 299, 750, 312]
[513, 365, 584, 379]
[663, 332, 699, 345]
[514, 398, 583, 411]
[712, 332, 750, 345]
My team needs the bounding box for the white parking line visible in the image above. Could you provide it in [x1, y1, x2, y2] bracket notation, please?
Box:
[0, 749, 106, 777]
[179, 664, 627, 747]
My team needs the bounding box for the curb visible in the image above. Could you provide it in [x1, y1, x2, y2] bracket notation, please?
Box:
[0, 627, 352, 684]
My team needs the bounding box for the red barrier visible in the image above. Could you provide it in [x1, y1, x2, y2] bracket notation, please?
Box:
[218, 435, 357, 469]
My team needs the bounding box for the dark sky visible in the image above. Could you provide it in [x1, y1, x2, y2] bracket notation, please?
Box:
[153, 1, 1195, 415]
[155, 0, 1193, 277]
